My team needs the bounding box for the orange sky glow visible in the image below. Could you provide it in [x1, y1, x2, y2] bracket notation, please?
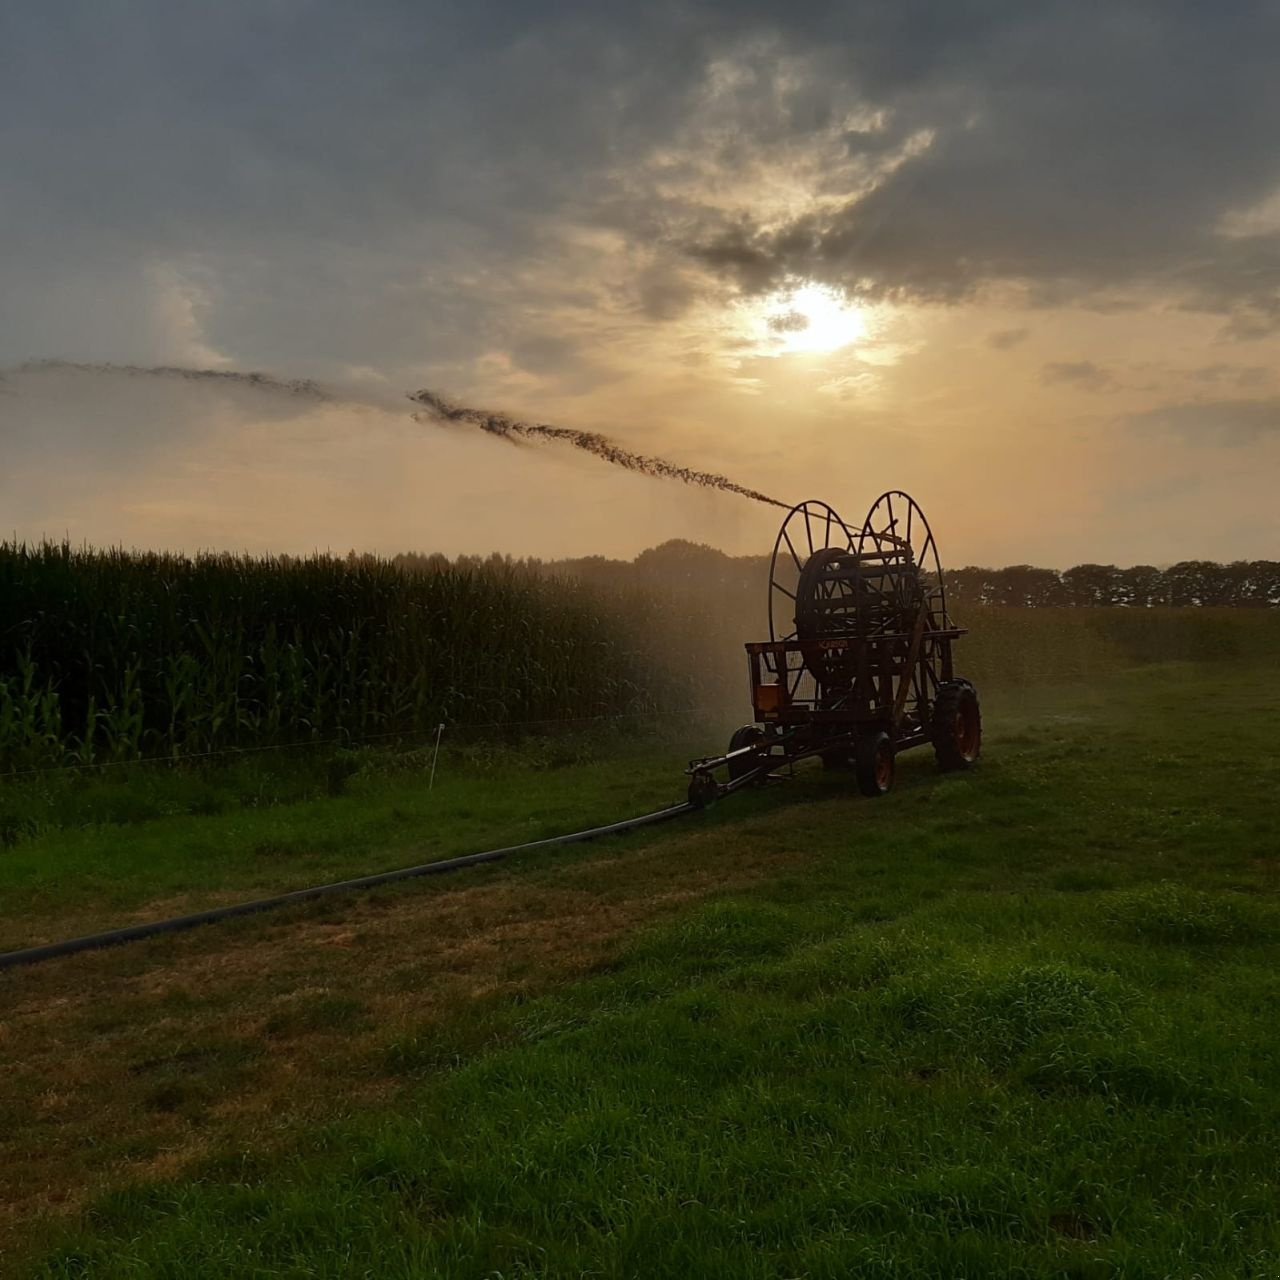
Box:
[3, 7, 1279, 569]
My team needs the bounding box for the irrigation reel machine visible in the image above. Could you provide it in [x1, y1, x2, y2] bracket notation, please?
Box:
[686, 491, 981, 807]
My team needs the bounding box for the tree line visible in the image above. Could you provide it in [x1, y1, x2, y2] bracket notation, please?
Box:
[549, 546, 1280, 609]
[540, 543, 1280, 609]
[395, 543, 1280, 608]
[945, 561, 1280, 608]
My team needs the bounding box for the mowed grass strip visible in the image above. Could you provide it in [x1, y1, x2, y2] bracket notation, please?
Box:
[6, 662, 1280, 1277]
[0, 728, 714, 951]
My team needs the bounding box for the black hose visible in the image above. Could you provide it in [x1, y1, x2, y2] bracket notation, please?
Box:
[0, 802, 695, 972]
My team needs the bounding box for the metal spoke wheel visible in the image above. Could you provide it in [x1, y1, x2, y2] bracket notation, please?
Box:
[857, 490, 948, 630]
[768, 501, 864, 691]
[856, 491, 958, 736]
[854, 730, 896, 796]
[768, 500, 858, 644]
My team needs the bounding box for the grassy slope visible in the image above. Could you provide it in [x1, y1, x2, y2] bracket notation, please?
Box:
[5, 663, 1280, 1277]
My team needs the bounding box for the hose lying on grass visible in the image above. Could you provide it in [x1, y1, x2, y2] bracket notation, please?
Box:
[0, 802, 695, 971]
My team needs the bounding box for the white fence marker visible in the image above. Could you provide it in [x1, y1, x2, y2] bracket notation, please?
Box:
[429, 723, 445, 790]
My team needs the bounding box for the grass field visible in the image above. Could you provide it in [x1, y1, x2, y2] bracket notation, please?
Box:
[3, 661, 1279, 1276]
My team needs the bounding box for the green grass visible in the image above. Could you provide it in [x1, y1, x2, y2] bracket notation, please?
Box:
[0, 724, 713, 949]
[6, 661, 1280, 1277]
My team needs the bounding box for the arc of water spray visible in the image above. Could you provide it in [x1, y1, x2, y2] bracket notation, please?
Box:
[5, 361, 790, 511]
[409, 389, 789, 510]
[12, 359, 335, 401]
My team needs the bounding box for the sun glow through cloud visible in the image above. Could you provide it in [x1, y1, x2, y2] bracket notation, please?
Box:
[763, 283, 868, 354]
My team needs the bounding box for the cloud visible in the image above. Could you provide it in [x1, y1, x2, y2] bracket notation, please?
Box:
[1041, 361, 1117, 392]
[987, 327, 1029, 350]
[1172, 232, 1280, 336]
[1187, 363, 1272, 389]
[7, 0, 1279, 385]
[1127, 397, 1280, 444]
[767, 310, 810, 334]
[674, 5, 1280, 325]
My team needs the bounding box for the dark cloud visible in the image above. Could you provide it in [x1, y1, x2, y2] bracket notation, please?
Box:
[2, 0, 1279, 380]
[1041, 361, 1117, 392]
[0, 1, 720, 371]
[1172, 232, 1280, 337]
[680, 3, 1280, 324]
[1188, 363, 1272, 389]
[1128, 397, 1280, 444]
[767, 310, 810, 334]
[987, 327, 1029, 350]
[633, 263, 703, 322]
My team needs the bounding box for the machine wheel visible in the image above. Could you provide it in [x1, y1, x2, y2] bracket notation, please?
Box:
[932, 679, 981, 771]
[687, 770, 720, 809]
[854, 731, 896, 797]
[727, 725, 766, 782]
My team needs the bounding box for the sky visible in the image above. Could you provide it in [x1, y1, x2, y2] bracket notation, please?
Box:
[2, 0, 1279, 568]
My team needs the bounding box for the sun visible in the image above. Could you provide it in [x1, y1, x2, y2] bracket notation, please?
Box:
[762, 282, 868, 354]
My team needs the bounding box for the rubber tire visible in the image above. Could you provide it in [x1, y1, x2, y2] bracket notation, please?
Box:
[727, 725, 766, 782]
[932, 679, 982, 772]
[854, 730, 895, 797]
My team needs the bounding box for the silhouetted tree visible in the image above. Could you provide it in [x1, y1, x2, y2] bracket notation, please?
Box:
[1164, 561, 1226, 606]
[1116, 565, 1165, 607]
[1242, 560, 1280, 606]
[1061, 564, 1123, 606]
[633, 540, 726, 582]
[946, 567, 995, 606]
[988, 565, 1068, 606]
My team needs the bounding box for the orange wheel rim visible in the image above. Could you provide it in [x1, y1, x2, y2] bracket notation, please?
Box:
[875, 743, 893, 789]
[954, 705, 979, 759]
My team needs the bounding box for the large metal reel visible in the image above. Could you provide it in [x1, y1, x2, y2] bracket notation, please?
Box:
[857, 490, 955, 732]
[768, 500, 868, 691]
[857, 490, 950, 631]
[767, 500, 858, 644]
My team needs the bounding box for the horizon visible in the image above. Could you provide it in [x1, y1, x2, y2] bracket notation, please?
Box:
[4, 528, 1276, 580]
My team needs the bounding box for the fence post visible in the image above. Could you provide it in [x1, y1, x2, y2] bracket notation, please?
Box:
[429, 723, 445, 791]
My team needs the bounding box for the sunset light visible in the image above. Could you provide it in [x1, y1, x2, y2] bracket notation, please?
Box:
[4, 6, 1280, 1271]
[761, 282, 868, 354]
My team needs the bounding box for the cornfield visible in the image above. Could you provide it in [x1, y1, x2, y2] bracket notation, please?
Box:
[5, 539, 1277, 777]
[0, 542, 696, 774]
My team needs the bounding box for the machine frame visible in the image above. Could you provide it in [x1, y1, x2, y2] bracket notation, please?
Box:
[686, 491, 980, 807]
